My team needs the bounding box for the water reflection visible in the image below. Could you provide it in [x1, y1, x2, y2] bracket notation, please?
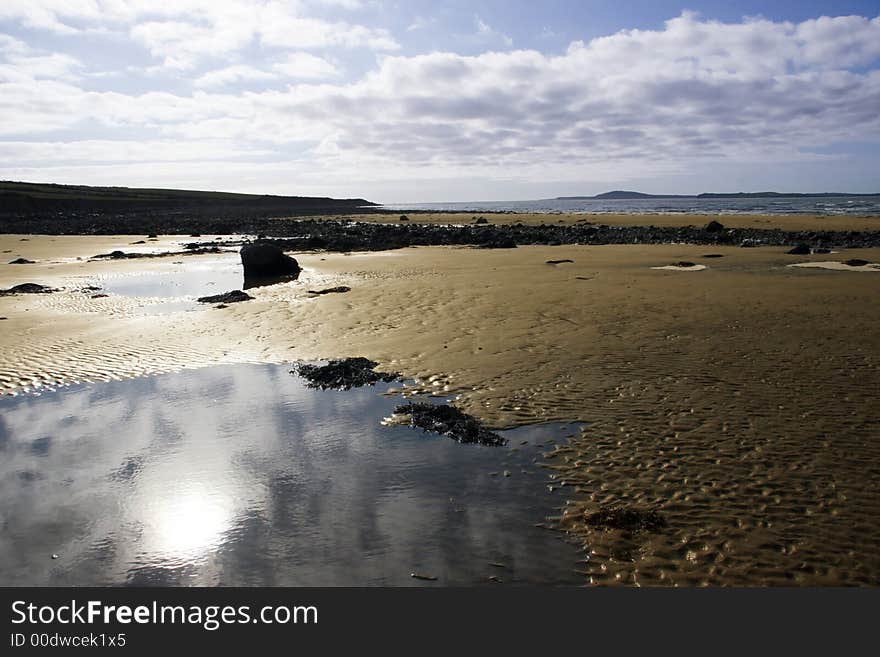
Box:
[0, 364, 582, 586]
[99, 255, 299, 299]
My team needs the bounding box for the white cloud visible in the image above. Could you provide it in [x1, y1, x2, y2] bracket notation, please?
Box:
[272, 52, 339, 79]
[0, 1, 399, 71]
[1, 11, 879, 196]
[407, 16, 435, 32]
[475, 15, 512, 47]
[194, 65, 277, 88]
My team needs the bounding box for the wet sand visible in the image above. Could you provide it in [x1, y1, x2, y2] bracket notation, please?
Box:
[1, 228, 879, 585]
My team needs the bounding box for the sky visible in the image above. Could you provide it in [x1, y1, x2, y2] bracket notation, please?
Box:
[1, 1, 879, 203]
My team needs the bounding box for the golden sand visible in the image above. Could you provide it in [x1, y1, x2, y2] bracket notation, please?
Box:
[2, 229, 879, 586]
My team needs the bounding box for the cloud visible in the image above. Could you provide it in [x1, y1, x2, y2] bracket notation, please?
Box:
[475, 15, 513, 47]
[194, 65, 276, 88]
[407, 16, 435, 32]
[0, 1, 399, 70]
[1, 11, 879, 195]
[272, 53, 340, 79]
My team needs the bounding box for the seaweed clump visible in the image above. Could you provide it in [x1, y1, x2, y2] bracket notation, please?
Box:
[584, 507, 667, 534]
[296, 357, 399, 390]
[394, 402, 506, 446]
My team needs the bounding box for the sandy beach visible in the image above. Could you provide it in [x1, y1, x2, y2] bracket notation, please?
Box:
[2, 218, 878, 586]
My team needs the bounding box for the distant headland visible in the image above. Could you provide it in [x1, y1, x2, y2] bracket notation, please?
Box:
[0, 180, 378, 215]
[558, 190, 880, 200]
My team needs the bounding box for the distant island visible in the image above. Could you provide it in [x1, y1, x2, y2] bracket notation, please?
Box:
[0, 180, 377, 215]
[558, 190, 880, 200]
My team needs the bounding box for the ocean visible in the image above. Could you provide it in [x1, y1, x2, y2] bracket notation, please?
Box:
[380, 195, 880, 216]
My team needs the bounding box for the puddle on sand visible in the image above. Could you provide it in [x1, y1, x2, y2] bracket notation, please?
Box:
[96, 255, 299, 315]
[0, 363, 583, 586]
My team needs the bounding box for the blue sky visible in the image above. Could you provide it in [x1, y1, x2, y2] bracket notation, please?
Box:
[1, 1, 879, 202]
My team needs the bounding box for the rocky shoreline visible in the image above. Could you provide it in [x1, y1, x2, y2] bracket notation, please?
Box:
[173, 218, 880, 252]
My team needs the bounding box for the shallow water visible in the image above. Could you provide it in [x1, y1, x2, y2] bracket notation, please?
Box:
[99, 256, 245, 299]
[0, 364, 583, 586]
[381, 195, 880, 216]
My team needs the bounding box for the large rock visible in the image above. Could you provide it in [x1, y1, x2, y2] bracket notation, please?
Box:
[240, 242, 301, 280]
[704, 220, 725, 232]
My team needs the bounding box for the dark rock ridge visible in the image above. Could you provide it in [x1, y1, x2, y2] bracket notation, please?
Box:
[3, 214, 879, 252]
[296, 357, 399, 390]
[394, 402, 506, 447]
[196, 290, 253, 304]
[0, 283, 57, 295]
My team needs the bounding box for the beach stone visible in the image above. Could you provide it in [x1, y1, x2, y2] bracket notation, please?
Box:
[474, 216, 489, 224]
[196, 290, 253, 304]
[9, 257, 34, 264]
[0, 283, 58, 295]
[787, 244, 811, 255]
[546, 259, 574, 264]
[705, 220, 725, 232]
[844, 259, 870, 267]
[399, 215, 409, 221]
[702, 254, 724, 258]
[240, 242, 301, 279]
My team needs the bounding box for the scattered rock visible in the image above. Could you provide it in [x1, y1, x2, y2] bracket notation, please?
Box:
[474, 216, 489, 224]
[147, 233, 158, 238]
[675, 261, 696, 267]
[240, 242, 301, 280]
[0, 283, 58, 295]
[80, 285, 101, 292]
[307, 286, 351, 295]
[739, 239, 760, 248]
[196, 290, 254, 304]
[0, 317, 7, 320]
[130, 240, 146, 244]
[410, 573, 437, 581]
[9, 257, 34, 264]
[546, 259, 574, 264]
[399, 215, 409, 221]
[705, 220, 725, 232]
[215, 304, 228, 309]
[584, 507, 667, 533]
[296, 357, 399, 390]
[91, 293, 109, 299]
[844, 259, 870, 267]
[786, 244, 811, 255]
[394, 402, 506, 446]
[813, 247, 831, 254]
[701, 254, 724, 258]
[92, 250, 130, 259]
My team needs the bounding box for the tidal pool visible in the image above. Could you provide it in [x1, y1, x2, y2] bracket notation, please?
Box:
[0, 364, 583, 586]
[99, 255, 245, 299]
